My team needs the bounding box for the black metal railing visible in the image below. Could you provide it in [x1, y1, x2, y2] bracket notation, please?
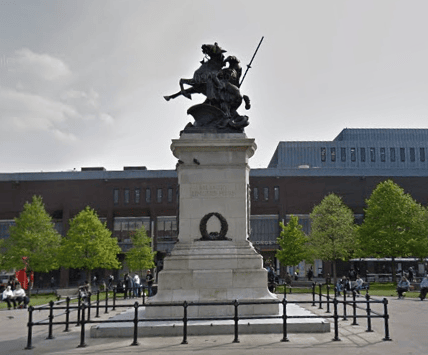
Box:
[24, 283, 392, 350]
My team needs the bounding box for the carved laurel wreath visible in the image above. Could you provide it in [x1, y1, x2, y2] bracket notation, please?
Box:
[199, 212, 229, 240]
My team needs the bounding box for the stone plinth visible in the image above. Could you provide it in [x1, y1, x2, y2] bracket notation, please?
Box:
[145, 133, 279, 318]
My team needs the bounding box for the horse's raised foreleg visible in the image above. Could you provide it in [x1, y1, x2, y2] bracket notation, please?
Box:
[179, 78, 194, 99]
[164, 87, 196, 101]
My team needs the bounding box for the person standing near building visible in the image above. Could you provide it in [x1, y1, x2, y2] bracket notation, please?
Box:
[108, 275, 114, 289]
[123, 273, 129, 299]
[133, 274, 140, 297]
[127, 274, 134, 298]
[307, 266, 313, 281]
[146, 270, 154, 297]
[408, 267, 414, 282]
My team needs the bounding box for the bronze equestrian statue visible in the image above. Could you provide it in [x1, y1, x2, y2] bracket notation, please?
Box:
[164, 42, 253, 133]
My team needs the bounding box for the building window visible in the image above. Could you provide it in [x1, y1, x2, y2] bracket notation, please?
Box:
[263, 187, 269, 201]
[390, 148, 396, 162]
[380, 148, 386, 162]
[253, 187, 259, 201]
[410, 148, 415, 162]
[134, 188, 140, 204]
[124, 189, 130, 205]
[400, 148, 405, 162]
[157, 219, 164, 231]
[145, 188, 151, 203]
[321, 148, 326, 162]
[113, 189, 119, 205]
[370, 148, 375, 162]
[420, 148, 425, 162]
[157, 188, 163, 203]
[350, 148, 356, 162]
[0, 220, 15, 239]
[167, 188, 173, 203]
[361, 148, 365, 162]
[331, 148, 336, 162]
[341, 148, 346, 162]
[274, 186, 279, 201]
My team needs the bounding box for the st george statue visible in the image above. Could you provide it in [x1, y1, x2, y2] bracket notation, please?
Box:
[164, 43, 251, 133]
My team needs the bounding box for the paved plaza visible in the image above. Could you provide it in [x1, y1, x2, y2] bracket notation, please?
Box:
[0, 293, 427, 354]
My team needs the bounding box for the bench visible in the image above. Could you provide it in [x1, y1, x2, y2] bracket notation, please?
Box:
[282, 281, 316, 294]
[55, 288, 79, 299]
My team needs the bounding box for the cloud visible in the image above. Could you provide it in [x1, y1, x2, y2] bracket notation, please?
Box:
[13, 48, 72, 81]
[0, 86, 78, 131]
[50, 128, 78, 142]
[100, 113, 114, 125]
[61, 88, 99, 108]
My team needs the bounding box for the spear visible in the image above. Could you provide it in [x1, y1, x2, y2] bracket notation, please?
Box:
[239, 36, 264, 88]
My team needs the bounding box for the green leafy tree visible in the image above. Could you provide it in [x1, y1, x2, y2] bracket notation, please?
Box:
[276, 216, 309, 270]
[358, 180, 428, 280]
[60, 206, 121, 283]
[1, 195, 62, 295]
[125, 226, 156, 272]
[309, 193, 357, 284]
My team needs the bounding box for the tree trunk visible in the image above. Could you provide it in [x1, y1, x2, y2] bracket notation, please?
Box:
[333, 260, 337, 286]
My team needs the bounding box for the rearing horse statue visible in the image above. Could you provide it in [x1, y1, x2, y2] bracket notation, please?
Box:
[164, 42, 251, 132]
[164, 43, 226, 102]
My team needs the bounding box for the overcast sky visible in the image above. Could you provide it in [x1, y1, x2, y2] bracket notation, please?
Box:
[1, 0, 428, 173]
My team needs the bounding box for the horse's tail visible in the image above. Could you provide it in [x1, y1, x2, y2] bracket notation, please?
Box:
[243, 95, 251, 110]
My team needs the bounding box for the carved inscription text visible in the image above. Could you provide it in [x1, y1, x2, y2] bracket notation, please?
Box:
[190, 184, 236, 198]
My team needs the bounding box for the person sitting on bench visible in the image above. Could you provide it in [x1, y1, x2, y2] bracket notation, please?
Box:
[2, 286, 16, 310]
[351, 275, 364, 294]
[419, 276, 428, 301]
[336, 276, 350, 296]
[13, 284, 29, 308]
[397, 276, 410, 299]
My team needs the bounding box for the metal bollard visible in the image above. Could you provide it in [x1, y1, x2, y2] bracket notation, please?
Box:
[326, 284, 331, 313]
[46, 301, 55, 339]
[382, 298, 392, 341]
[131, 302, 139, 346]
[113, 287, 116, 311]
[365, 292, 373, 332]
[182, 301, 188, 344]
[332, 298, 341, 341]
[76, 295, 81, 326]
[281, 297, 289, 342]
[77, 304, 87, 348]
[25, 306, 34, 350]
[87, 292, 91, 322]
[312, 282, 316, 306]
[95, 291, 100, 318]
[318, 283, 323, 309]
[105, 288, 109, 314]
[64, 297, 71, 332]
[233, 300, 240, 343]
[342, 291, 348, 321]
[352, 291, 359, 325]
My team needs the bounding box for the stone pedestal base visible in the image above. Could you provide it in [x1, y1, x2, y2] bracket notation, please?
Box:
[145, 240, 279, 318]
